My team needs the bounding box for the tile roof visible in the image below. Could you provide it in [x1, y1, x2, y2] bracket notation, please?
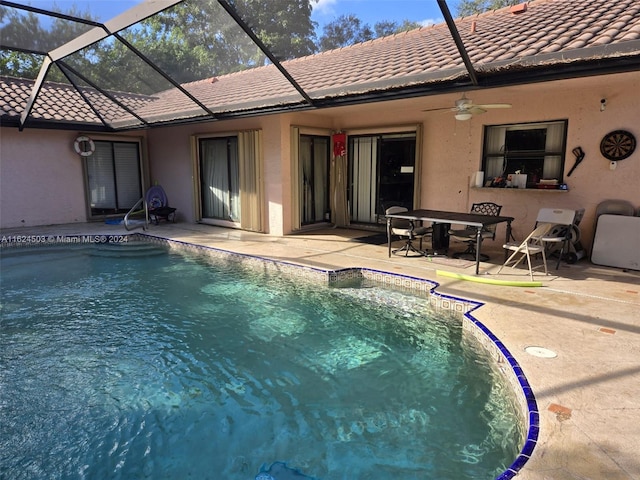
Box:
[2, 0, 639, 130]
[0, 76, 158, 129]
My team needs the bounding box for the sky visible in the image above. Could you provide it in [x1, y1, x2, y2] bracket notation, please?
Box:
[20, 0, 450, 33]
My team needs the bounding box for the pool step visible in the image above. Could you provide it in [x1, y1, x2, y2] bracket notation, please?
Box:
[89, 241, 168, 258]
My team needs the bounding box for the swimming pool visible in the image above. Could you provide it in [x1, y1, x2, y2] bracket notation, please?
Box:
[0, 239, 530, 479]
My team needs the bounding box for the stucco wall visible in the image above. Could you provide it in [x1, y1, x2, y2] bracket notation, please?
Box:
[295, 71, 639, 249]
[147, 116, 288, 234]
[0, 129, 87, 228]
[425, 73, 640, 248]
[0, 129, 146, 229]
[2, 71, 638, 251]
[147, 113, 335, 235]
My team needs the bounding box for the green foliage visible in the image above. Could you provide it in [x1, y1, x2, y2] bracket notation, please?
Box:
[319, 14, 422, 51]
[0, 4, 99, 82]
[1, 1, 422, 92]
[455, 0, 520, 17]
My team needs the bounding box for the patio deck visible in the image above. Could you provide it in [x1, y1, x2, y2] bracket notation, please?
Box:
[2, 221, 639, 480]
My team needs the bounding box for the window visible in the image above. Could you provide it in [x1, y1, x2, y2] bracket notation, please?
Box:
[85, 141, 142, 217]
[482, 120, 568, 187]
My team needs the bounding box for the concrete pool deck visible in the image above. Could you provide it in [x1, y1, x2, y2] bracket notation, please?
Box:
[2, 221, 639, 480]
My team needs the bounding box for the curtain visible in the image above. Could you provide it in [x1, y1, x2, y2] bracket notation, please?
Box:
[544, 122, 564, 179]
[484, 126, 506, 178]
[300, 136, 313, 223]
[228, 138, 240, 221]
[199, 132, 262, 230]
[330, 152, 349, 227]
[239, 130, 263, 232]
[350, 136, 377, 223]
[113, 143, 141, 208]
[290, 127, 301, 230]
[201, 138, 229, 219]
[291, 129, 332, 229]
[87, 141, 141, 211]
[313, 138, 328, 221]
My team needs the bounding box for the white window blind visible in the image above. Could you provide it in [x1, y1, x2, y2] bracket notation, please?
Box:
[86, 141, 142, 214]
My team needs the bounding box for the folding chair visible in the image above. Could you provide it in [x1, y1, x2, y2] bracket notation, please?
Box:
[497, 223, 554, 280]
[537, 208, 578, 269]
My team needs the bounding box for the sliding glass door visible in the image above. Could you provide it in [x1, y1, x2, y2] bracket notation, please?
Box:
[85, 141, 142, 217]
[299, 135, 330, 225]
[199, 136, 240, 222]
[348, 133, 416, 224]
[197, 131, 263, 231]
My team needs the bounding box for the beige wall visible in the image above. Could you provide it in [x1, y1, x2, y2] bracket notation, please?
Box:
[147, 112, 335, 235]
[0, 129, 88, 227]
[293, 71, 640, 248]
[2, 71, 638, 251]
[0, 129, 145, 228]
[147, 116, 290, 234]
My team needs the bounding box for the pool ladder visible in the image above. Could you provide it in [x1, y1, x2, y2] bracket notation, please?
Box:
[124, 197, 149, 231]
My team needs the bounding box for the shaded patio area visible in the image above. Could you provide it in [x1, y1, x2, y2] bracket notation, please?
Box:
[2, 221, 639, 479]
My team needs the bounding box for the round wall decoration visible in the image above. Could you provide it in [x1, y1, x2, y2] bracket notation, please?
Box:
[600, 130, 636, 161]
[74, 135, 95, 157]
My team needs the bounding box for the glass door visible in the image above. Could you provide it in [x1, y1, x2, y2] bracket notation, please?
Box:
[299, 135, 330, 225]
[377, 134, 416, 213]
[85, 141, 142, 217]
[199, 136, 240, 222]
[349, 133, 416, 224]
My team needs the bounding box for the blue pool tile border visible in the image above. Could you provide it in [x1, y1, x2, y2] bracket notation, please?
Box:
[1, 232, 538, 479]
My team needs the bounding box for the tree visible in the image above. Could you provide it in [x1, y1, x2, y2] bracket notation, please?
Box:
[1, 0, 318, 92]
[456, 0, 520, 16]
[318, 15, 421, 51]
[0, 5, 97, 81]
[123, 0, 317, 82]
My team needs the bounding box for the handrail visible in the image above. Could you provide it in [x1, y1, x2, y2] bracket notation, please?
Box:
[124, 197, 148, 231]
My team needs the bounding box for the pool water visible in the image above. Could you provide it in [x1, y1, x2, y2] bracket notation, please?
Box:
[0, 243, 523, 479]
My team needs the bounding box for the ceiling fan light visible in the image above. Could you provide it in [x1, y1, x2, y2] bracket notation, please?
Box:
[455, 112, 473, 121]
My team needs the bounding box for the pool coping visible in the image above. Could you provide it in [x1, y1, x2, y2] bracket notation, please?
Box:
[1, 232, 538, 479]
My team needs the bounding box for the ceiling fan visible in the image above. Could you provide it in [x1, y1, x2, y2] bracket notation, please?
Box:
[423, 94, 511, 120]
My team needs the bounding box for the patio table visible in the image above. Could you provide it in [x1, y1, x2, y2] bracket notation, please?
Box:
[386, 208, 514, 274]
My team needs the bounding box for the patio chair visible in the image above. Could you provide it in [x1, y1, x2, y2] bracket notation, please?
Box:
[449, 202, 502, 261]
[145, 185, 177, 224]
[497, 222, 554, 280]
[386, 206, 431, 257]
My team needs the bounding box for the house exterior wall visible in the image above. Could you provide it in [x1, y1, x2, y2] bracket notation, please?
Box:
[425, 72, 640, 247]
[146, 113, 335, 235]
[1, 72, 637, 253]
[291, 71, 639, 249]
[0, 129, 91, 228]
[0, 129, 145, 228]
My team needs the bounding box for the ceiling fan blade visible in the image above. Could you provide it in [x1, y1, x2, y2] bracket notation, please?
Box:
[468, 106, 486, 115]
[474, 103, 512, 109]
[421, 106, 455, 113]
